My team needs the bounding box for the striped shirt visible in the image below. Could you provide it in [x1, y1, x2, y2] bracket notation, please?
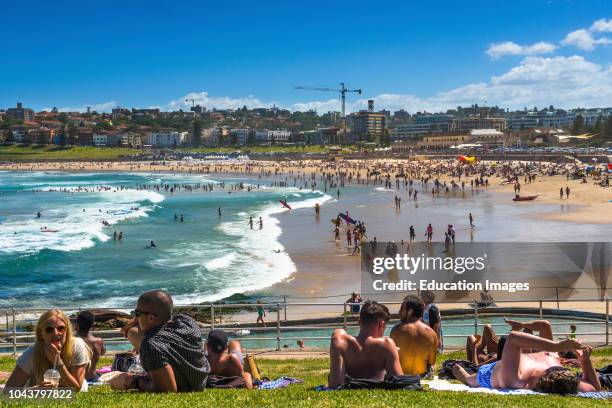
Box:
[140, 314, 210, 392]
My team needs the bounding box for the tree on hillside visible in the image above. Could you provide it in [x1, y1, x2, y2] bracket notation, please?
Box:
[68, 123, 78, 145]
[37, 132, 48, 145]
[571, 114, 584, 134]
[192, 119, 202, 147]
[3, 129, 14, 143]
[604, 117, 612, 140]
[59, 126, 67, 146]
[246, 131, 256, 146]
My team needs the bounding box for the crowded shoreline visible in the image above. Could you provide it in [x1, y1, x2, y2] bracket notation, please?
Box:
[1, 157, 610, 318]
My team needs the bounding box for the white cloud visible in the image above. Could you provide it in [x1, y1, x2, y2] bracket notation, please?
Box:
[291, 99, 341, 113]
[561, 18, 612, 50]
[43, 101, 117, 113]
[591, 18, 612, 32]
[561, 28, 611, 50]
[319, 56, 612, 113]
[167, 92, 279, 111]
[171, 55, 612, 115]
[486, 41, 556, 59]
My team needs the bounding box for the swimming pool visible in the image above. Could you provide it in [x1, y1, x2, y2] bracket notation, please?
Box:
[225, 315, 606, 350]
[93, 315, 606, 352]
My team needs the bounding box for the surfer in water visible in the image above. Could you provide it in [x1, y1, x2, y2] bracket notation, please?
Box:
[218, 207, 222, 216]
[248, 216, 254, 230]
[36, 211, 41, 218]
[146, 240, 157, 249]
[258, 217, 263, 230]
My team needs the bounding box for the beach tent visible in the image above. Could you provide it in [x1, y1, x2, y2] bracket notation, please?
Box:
[608, 163, 612, 171]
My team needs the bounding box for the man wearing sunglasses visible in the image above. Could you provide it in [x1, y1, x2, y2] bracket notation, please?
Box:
[115, 290, 210, 392]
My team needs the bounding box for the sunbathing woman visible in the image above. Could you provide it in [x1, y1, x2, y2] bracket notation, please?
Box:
[454, 330, 601, 394]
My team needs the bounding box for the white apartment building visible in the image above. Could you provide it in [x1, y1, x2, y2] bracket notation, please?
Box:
[147, 131, 187, 147]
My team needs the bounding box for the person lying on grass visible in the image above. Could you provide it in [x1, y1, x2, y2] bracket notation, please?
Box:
[4, 309, 91, 392]
[205, 330, 253, 389]
[328, 300, 402, 387]
[453, 329, 601, 394]
[111, 290, 210, 392]
[466, 319, 559, 365]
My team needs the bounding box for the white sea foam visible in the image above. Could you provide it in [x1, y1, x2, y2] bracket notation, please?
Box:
[171, 189, 333, 303]
[0, 188, 165, 254]
[205, 252, 237, 270]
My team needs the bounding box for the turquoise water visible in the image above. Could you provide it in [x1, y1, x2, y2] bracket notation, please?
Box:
[217, 316, 606, 350]
[0, 171, 331, 308]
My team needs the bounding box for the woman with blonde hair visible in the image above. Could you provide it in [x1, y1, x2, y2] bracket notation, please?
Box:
[5, 309, 91, 391]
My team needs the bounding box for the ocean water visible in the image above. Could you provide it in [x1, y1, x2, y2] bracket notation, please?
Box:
[0, 171, 331, 308]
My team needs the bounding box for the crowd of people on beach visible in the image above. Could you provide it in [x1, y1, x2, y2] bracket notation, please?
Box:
[3, 289, 606, 395]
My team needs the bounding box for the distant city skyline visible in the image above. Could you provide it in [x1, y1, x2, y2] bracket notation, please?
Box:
[1, 1, 610, 113]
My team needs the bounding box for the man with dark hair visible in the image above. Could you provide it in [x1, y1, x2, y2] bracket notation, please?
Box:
[390, 295, 437, 376]
[76, 310, 106, 382]
[453, 329, 601, 393]
[115, 290, 210, 392]
[205, 330, 252, 389]
[328, 300, 402, 387]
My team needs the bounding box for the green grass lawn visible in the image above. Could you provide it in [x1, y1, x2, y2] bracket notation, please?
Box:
[0, 144, 355, 162]
[1, 348, 610, 407]
[0, 145, 141, 161]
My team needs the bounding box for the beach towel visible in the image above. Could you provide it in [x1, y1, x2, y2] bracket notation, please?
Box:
[96, 365, 113, 374]
[206, 375, 248, 389]
[316, 375, 421, 391]
[576, 391, 612, 400]
[339, 375, 422, 391]
[425, 378, 611, 399]
[256, 377, 303, 390]
[425, 378, 541, 395]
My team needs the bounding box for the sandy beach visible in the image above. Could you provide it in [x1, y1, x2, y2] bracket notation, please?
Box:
[1, 158, 610, 320]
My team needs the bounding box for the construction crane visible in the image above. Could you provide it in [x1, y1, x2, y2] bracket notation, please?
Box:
[294, 83, 361, 144]
[294, 82, 361, 119]
[185, 99, 197, 107]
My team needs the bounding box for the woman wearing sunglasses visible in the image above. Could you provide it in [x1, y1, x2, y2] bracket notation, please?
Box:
[5, 309, 92, 391]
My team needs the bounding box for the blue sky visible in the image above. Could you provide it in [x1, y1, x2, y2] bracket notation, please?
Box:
[1, 0, 610, 113]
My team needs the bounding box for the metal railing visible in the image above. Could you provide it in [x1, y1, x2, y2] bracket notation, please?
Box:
[0, 298, 609, 356]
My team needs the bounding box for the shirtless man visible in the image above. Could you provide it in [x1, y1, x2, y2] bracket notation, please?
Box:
[454, 322, 601, 394]
[76, 311, 106, 382]
[390, 295, 437, 377]
[328, 300, 402, 387]
[205, 330, 252, 389]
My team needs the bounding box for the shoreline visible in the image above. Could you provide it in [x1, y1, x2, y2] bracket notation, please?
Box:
[0, 159, 610, 319]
